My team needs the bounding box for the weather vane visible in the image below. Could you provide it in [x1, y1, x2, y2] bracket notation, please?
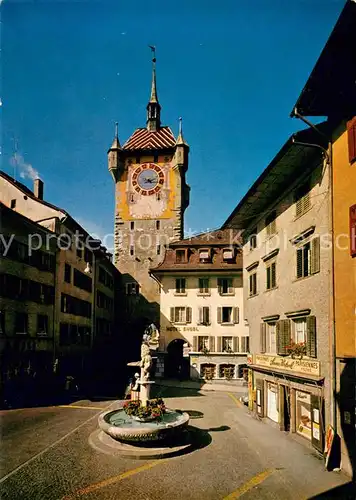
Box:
[148, 45, 156, 63]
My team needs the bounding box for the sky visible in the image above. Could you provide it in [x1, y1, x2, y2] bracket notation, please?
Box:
[1, 0, 346, 245]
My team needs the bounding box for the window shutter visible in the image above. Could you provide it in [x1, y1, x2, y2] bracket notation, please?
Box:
[271, 262, 276, 288]
[217, 278, 222, 294]
[209, 336, 215, 352]
[260, 323, 267, 353]
[170, 307, 175, 322]
[233, 336, 239, 353]
[306, 315, 317, 358]
[296, 198, 303, 218]
[193, 336, 198, 351]
[347, 116, 356, 164]
[217, 336, 222, 352]
[233, 307, 239, 324]
[217, 307, 222, 324]
[228, 278, 233, 294]
[296, 248, 303, 278]
[311, 237, 320, 274]
[205, 307, 210, 325]
[350, 204, 356, 257]
[277, 319, 291, 355]
[198, 307, 203, 324]
[186, 307, 192, 324]
[266, 266, 271, 290]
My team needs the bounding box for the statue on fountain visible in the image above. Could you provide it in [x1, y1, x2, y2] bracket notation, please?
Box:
[140, 342, 153, 381]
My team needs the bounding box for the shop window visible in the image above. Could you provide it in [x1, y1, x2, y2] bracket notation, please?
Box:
[175, 278, 186, 294]
[200, 363, 216, 379]
[296, 390, 312, 440]
[267, 383, 279, 423]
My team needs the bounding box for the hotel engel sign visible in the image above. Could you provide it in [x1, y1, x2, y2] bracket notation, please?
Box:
[252, 354, 320, 377]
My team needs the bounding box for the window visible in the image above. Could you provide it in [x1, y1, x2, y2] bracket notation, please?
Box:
[347, 116, 356, 164]
[250, 229, 257, 250]
[217, 306, 239, 325]
[350, 204, 356, 257]
[222, 336, 233, 352]
[200, 363, 216, 379]
[266, 262, 276, 290]
[198, 336, 209, 351]
[156, 220, 160, 230]
[249, 272, 257, 296]
[10, 199, 16, 209]
[15, 312, 28, 334]
[175, 278, 186, 294]
[198, 306, 210, 325]
[170, 306, 191, 324]
[126, 282, 139, 295]
[37, 314, 48, 335]
[199, 248, 211, 263]
[130, 245, 134, 256]
[296, 237, 320, 278]
[241, 336, 250, 353]
[97, 291, 113, 311]
[222, 248, 234, 261]
[198, 277, 210, 294]
[219, 364, 235, 379]
[176, 249, 187, 263]
[218, 277, 233, 295]
[157, 245, 161, 255]
[73, 269, 92, 292]
[295, 181, 311, 218]
[130, 221, 135, 231]
[293, 318, 307, 344]
[267, 323, 277, 354]
[265, 211, 277, 237]
[61, 293, 91, 318]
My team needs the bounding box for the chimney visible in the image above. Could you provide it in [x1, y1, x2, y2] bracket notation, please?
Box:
[34, 178, 44, 200]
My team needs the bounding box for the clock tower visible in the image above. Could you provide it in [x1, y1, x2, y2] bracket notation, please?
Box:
[108, 51, 190, 324]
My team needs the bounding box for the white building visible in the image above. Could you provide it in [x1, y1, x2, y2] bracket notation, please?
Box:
[150, 230, 249, 381]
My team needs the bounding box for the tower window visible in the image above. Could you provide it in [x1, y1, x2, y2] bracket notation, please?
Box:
[153, 154, 158, 162]
[130, 221, 135, 231]
[156, 221, 160, 230]
[130, 245, 134, 256]
[136, 156, 140, 164]
[10, 199, 16, 209]
[157, 245, 161, 255]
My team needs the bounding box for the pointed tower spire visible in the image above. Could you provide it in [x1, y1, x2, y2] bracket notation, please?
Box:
[147, 46, 161, 131]
[176, 117, 189, 147]
[110, 121, 121, 149]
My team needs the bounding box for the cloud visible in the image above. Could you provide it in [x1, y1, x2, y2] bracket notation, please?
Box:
[10, 153, 40, 181]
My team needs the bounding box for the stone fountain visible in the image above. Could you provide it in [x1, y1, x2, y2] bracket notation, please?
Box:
[90, 326, 192, 459]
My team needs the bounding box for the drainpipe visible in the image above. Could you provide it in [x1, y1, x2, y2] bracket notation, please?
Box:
[292, 108, 337, 435]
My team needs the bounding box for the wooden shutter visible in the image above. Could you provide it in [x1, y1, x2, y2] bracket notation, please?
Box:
[204, 307, 210, 325]
[186, 307, 192, 324]
[217, 336, 222, 352]
[233, 307, 239, 324]
[233, 336, 239, 353]
[228, 278, 233, 294]
[296, 248, 303, 278]
[217, 307, 222, 324]
[347, 116, 356, 164]
[198, 307, 203, 324]
[217, 278, 222, 294]
[209, 336, 215, 352]
[170, 307, 174, 322]
[277, 319, 291, 355]
[350, 204, 356, 257]
[306, 315, 317, 358]
[193, 336, 198, 351]
[311, 237, 320, 274]
[260, 323, 267, 353]
[241, 336, 246, 352]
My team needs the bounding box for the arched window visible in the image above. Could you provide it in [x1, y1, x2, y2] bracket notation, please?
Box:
[219, 364, 235, 380]
[200, 363, 216, 380]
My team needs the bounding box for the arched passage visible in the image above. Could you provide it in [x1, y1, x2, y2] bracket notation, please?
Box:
[165, 339, 188, 379]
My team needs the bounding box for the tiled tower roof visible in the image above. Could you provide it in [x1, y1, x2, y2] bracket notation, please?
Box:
[123, 126, 176, 151]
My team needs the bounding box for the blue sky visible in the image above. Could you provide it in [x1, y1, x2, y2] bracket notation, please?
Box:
[1, 0, 345, 243]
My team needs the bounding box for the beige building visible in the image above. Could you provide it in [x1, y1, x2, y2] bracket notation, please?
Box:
[0, 171, 120, 398]
[224, 125, 331, 453]
[150, 230, 249, 381]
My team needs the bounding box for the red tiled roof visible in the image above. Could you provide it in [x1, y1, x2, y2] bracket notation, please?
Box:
[123, 127, 176, 151]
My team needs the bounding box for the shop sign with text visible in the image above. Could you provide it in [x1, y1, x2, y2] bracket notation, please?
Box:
[254, 354, 320, 376]
[165, 326, 200, 333]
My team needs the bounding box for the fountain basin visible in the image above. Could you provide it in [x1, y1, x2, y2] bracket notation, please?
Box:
[98, 408, 189, 444]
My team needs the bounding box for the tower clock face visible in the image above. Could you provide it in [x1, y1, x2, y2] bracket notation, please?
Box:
[132, 163, 164, 196]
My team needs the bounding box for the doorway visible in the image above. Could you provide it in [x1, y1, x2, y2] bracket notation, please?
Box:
[165, 339, 187, 379]
[283, 386, 291, 432]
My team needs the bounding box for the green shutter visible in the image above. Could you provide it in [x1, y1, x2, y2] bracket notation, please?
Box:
[311, 237, 320, 274]
[209, 336, 215, 352]
[217, 336, 222, 352]
[296, 248, 303, 278]
[233, 336, 239, 353]
[233, 307, 239, 324]
[277, 319, 291, 355]
[306, 315, 317, 358]
[217, 278, 222, 294]
[260, 323, 267, 353]
[217, 307, 222, 324]
[186, 307, 192, 324]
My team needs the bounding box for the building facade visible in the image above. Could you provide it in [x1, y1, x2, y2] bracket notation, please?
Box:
[0, 172, 120, 401]
[150, 230, 249, 381]
[108, 53, 190, 327]
[291, 0, 356, 476]
[224, 126, 331, 454]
